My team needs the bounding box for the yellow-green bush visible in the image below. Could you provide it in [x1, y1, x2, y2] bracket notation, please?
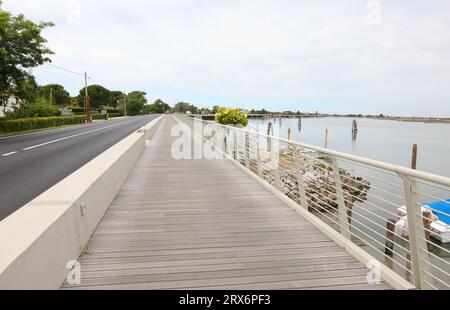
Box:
[215, 107, 248, 127]
[0, 116, 86, 133]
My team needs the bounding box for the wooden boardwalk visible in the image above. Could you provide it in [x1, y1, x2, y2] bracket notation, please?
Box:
[62, 116, 391, 290]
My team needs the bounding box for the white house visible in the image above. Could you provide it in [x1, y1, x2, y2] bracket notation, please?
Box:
[0, 97, 21, 117]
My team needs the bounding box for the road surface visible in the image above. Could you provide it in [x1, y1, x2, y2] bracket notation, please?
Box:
[0, 115, 158, 221]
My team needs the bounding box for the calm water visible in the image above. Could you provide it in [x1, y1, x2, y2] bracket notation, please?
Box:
[250, 117, 450, 178]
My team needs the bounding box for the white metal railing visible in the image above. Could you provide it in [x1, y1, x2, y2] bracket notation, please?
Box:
[179, 115, 450, 290]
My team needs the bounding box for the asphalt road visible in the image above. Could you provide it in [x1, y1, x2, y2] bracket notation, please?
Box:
[0, 115, 159, 221]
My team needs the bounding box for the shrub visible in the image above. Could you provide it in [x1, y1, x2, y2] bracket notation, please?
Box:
[0, 116, 85, 133]
[5, 97, 61, 119]
[215, 107, 248, 127]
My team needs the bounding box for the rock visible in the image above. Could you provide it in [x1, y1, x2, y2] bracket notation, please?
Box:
[261, 148, 371, 214]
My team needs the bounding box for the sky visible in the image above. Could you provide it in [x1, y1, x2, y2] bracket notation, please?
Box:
[3, 0, 450, 116]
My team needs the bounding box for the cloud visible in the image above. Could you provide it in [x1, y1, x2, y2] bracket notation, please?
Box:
[3, 0, 450, 116]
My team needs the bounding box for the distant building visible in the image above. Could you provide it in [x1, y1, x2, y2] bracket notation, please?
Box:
[0, 96, 21, 117]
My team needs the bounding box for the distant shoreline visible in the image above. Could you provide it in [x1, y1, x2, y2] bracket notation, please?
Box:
[246, 114, 450, 124]
[390, 117, 450, 124]
[362, 117, 450, 124]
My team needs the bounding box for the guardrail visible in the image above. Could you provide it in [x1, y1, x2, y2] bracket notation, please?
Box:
[183, 115, 450, 290]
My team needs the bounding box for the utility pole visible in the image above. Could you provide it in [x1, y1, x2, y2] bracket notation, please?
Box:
[123, 92, 127, 117]
[84, 72, 91, 123]
[49, 88, 53, 105]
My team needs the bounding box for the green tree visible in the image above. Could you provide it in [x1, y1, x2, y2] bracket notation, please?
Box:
[126, 91, 147, 116]
[69, 96, 79, 107]
[200, 108, 211, 115]
[78, 85, 111, 108]
[142, 104, 153, 115]
[215, 107, 248, 126]
[212, 105, 220, 114]
[249, 108, 270, 115]
[110, 90, 124, 108]
[0, 9, 54, 111]
[16, 75, 39, 104]
[38, 84, 70, 106]
[148, 98, 171, 114]
[173, 101, 199, 114]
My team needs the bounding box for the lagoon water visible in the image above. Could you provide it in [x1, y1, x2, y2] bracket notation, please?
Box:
[249, 117, 450, 178]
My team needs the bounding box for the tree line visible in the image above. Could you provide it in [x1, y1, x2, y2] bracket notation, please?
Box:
[0, 7, 227, 119]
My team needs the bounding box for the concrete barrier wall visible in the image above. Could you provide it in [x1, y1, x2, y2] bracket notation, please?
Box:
[141, 114, 164, 140]
[0, 115, 164, 289]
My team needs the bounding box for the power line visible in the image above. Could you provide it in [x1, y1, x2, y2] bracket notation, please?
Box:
[45, 63, 102, 88]
[45, 63, 84, 77]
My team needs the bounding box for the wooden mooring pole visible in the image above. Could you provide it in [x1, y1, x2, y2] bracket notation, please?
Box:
[352, 120, 358, 140]
[384, 219, 396, 256]
[324, 128, 328, 148]
[384, 144, 419, 261]
[267, 122, 273, 152]
[411, 144, 418, 170]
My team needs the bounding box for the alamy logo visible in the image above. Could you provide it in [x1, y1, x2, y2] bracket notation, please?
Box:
[366, 260, 382, 285]
[170, 120, 280, 170]
[66, 0, 82, 25]
[366, 0, 382, 25]
[66, 260, 81, 285]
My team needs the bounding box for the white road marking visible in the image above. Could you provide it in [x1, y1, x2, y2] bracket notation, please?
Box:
[0, 118, 125, 141]
[1, 151, 18, 157]
[22, 122, 124, 151]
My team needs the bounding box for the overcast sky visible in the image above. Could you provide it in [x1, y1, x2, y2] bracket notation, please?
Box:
[3, 0, 450, 116]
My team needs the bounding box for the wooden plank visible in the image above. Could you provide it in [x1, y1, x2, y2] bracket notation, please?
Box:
[85, 240, 338, 253]
[87, 230, 329, 242]
[79, 260, 362, 280]
[63, 268, 369, 289]
[81, 246, 344, 262]
[62, 275, 383, 290]
[86, 235, 332, 251]
[78, 250, 352, 269]
[80, 256, 360, 277]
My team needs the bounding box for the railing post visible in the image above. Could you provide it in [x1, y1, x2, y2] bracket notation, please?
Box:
[227, 129, 233, 157]
[222, 127, 227, 154]
[331, 157, 351, 240]
[271, 136, 281, 191]
[216, 124, 221, 150]
[400, 174, 432, 289]
[293, 146, 308, 209]
[245, 132, 250, 169]
[233, 128, 238, 160]
[212, 124, 218, 148]
[256, 135, 263, 178]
